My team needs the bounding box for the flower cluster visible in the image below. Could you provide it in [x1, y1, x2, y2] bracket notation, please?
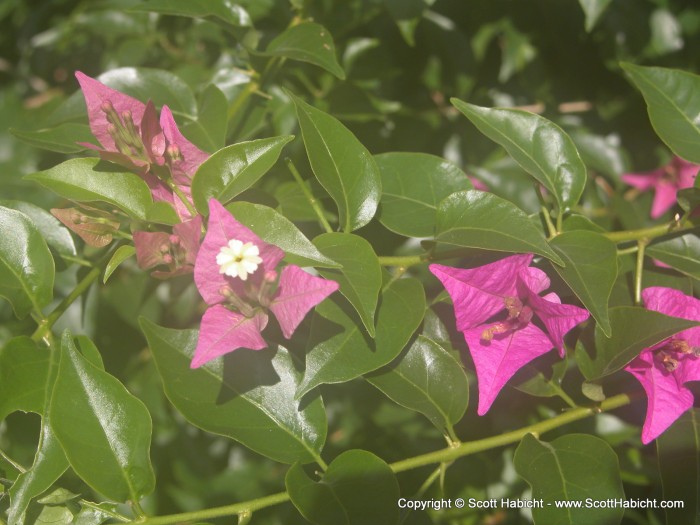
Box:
[625, 287, 700, 444]
[431, 254, 589, 415]
[191, 199, 339, 368]
[622, 156, 699, 219]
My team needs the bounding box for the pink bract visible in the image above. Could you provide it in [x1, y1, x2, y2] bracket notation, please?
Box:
[430, 254, 589, 415]
[622, 156, 699, 219]
[191, 199, 339, 368]
[625, 287, 700, 444]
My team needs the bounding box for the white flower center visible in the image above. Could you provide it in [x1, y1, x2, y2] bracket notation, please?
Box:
[216, 239, 262, 281]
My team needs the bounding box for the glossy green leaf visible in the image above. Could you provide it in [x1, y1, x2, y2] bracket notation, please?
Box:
[286, 450, 399, 525]
[146, 201, 180, 226]
[183, 84, 229, 152]
[226, 202, 339, 268]
[9, 426, 69, 525]
[299, 277, 425, 397]
[451, 99, 586, 210]
[0, 207, 55, 318]
[266, 23, 345, 80]
[26, 158, 154, 220]
[289, 92, 381, 232]
[103, 246, 136, 284]
[647, 233, 700, 280]
[34, 506, 74, 525]
[575, 306, 700, 380]
[569, 130, 628, 180]
[0, 337, 49, 421]
[49, 332, 155, 503]
[435, 190, 563, 264]
[550, 231, 617, 336]
[657, 409, 700, 525]
[366, 336, 468, 434]
[126, 0, 251, 27]
[622, 63, 700, 164]
[140, 319, 327, 465]
[375, 152, 472, 237]
[514, 433, 624, 525]
[313, 233, 382, 336]
[513, 352, 569, 399]
[578, 0, 612, 32]
[1, 201, 76, 259]
[11, 123, 94, 154]
[191, 136, 294, 213]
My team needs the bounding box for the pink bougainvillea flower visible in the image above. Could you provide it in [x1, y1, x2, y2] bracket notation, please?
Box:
[430, 254, 589, 415]
[133, 215, 202, 279]
[622, 156, 699, 219]
[75, 71, 208, 219]
[190, 199, 339, 368]
[625, 287, 700, 444]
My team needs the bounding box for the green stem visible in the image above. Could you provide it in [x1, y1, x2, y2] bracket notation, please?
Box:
[165, 179, 199, 219]
[377, 248, 477, 268]
[0, 448, 26, 473]
[634, 239, 649, 305]
[603, 222, 685, 243]
[389, 393, 630, 473]
[541, 206, 557, 239]
[617, 245, 639, 256]
[135, 394, 632, 525]
[285, 158, 333, 233]
[136, 492, 290, 525]
[80, 501, 131, 523]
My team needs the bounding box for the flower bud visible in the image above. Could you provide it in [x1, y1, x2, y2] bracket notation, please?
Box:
[264, 270, 278, 283]
[169, 234, 180, 245]
[162, 254, 174, 264]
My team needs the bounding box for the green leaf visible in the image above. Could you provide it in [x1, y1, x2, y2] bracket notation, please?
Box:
[125, 0, 252, 27]
[183, 84, 229, 152]
[145, 201, 179, 225]
[191, 136, 294, 213]
[0, 207, 55, 318]
[103, 246, 136, 284]
[621, 63, 700, 164]
[289, 92, 381, 232]
[49, 332, 155, 503]
[512, 352, 569, 399]
[577, 0, 612, 32]
[647, 232, 700, 280]
[575, 306, 700, 380]
[435, 190, 564, 264]
[265, 23, 345, 80]
[10, 123, 95, 154]
[226, 202, 339, 268]
[286, 450, 399, 525]
[140, 319, 327, 465]
[1, 201, 76, 260]
[514, 433, 624, 525]
[657, 409, 700, 525]
[451, 100, 586, 210]
[0, 337, 49, 421]
[549, 231, 617, 336]
[299, 278, 425, 398]
[366, 336, 468, 435]
[34, 506, 74, 525]
[26, 158, 154, 220]
[313, 233, 382, 336]
[375, 152, 472, 237]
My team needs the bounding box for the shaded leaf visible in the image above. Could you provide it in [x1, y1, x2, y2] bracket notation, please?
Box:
[550, 231, 617, 336]
[0, 337, 49, 421]
[451, 100, 586, 210]
[125, 0, 251, 27]
[657, 409, 700, 525]
[11, 123, 95, 154]
[140, 319, 327, 464]
[647, 232, 700, 280]
[299, 278, 425, 397]
[191, 136, 294, 213]
[514, 433, 624, 525]
[366, 336, 468, 434]
[0, 207, 54, 318]
[578, 0, 612, 32]
[1, 201, 76, 259]
[266, 23, 345, 79]
[286, 450, 399, 525]
[289, 92, 381, 232]
[435, 190, 563, 264]
[375, 152, 471, 237]
[313, 233, 382, 336]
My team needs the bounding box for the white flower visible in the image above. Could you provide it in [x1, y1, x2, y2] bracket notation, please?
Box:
[216, 239, 262, 280]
